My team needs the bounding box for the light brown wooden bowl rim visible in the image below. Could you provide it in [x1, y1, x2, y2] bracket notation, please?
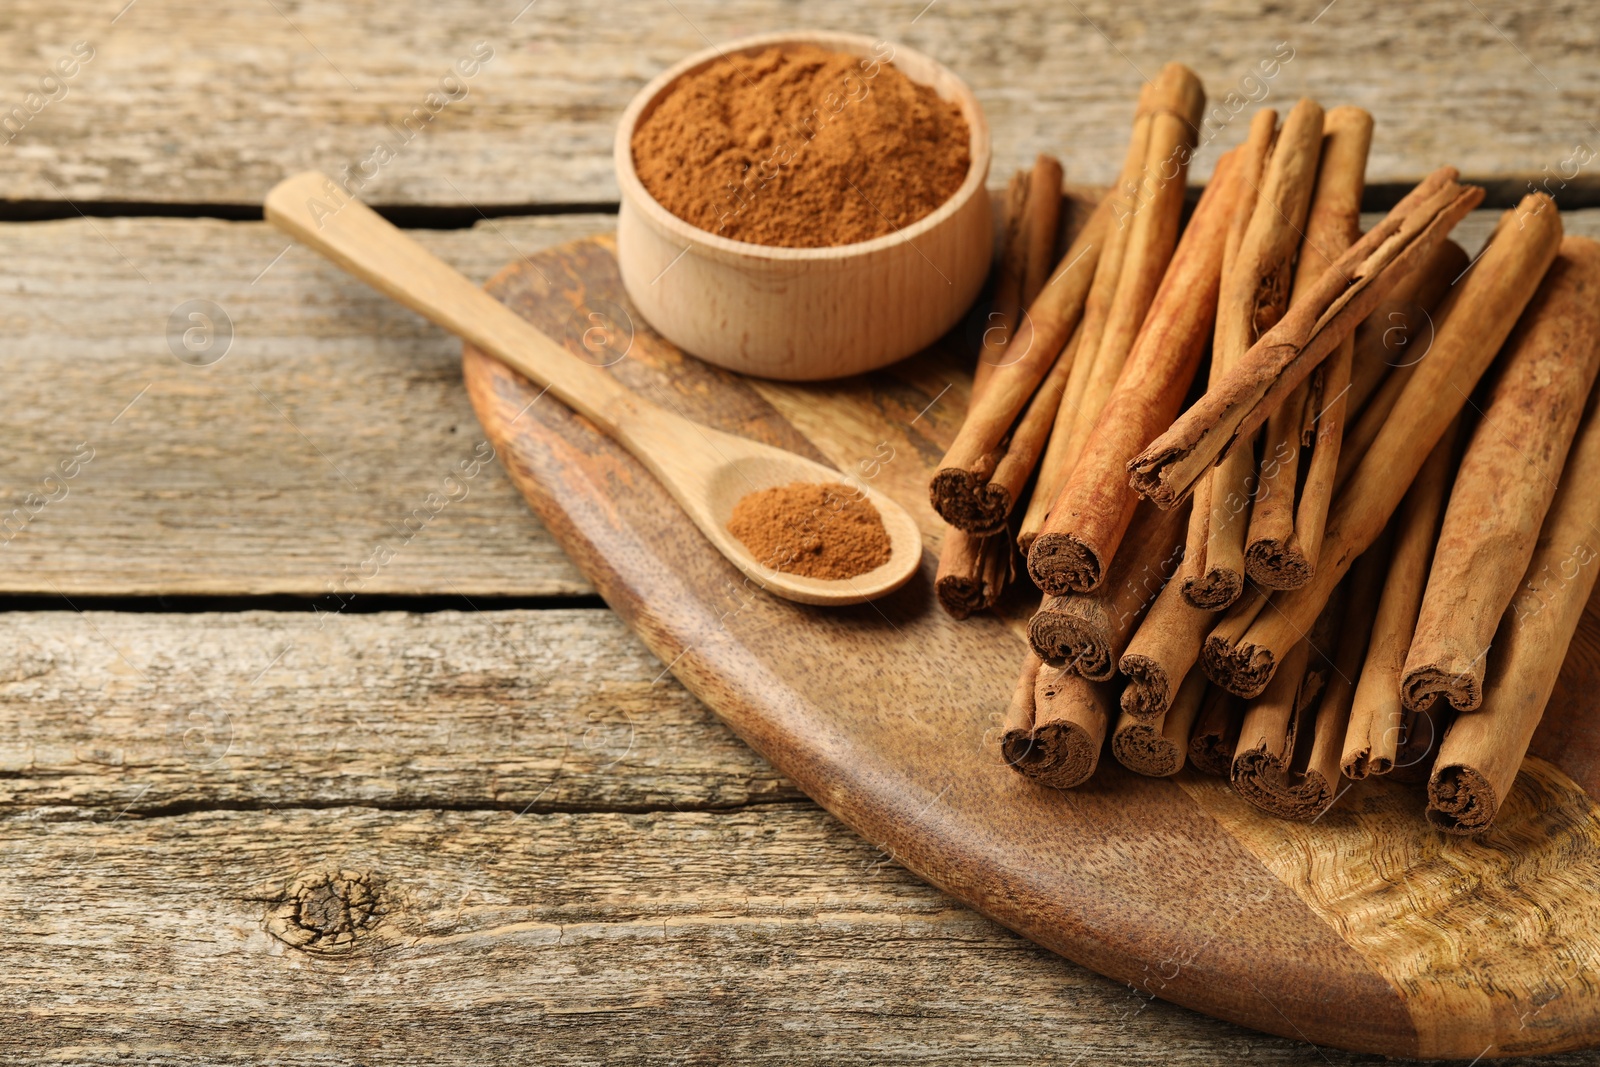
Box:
[613, 29, 993, 263]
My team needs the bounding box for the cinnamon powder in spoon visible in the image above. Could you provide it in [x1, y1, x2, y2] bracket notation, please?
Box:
[728, 482, 891, 580]
[631, 44, 970, 248]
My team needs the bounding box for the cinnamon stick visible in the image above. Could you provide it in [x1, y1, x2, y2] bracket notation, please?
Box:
[935, 531, 1013, 620]
[1178, 108, 1283, 609]
[935, 159, 1063, 617]
[1020, 155, 1065, 307]
[982, 320, 1086, 540]
[1428, 381, 1600, 833]
[983, 169, 1034, 382]
[1236, 532, 1385, 819]
[1027, 499, 1188, 679]
[1199, 588, 1269, 692]
[1042, 65, 1203, 484]
[1335, 239, 1471, 488]
[1000, 652, 1044, 766]
[1022, 108, 1153, 542]
[1202, 194, 1562, 699]
[1015, 65, 1204, 551]
[1230, 587, 1345, 821]
[1002, 658, 1113, 790]
[929, 152, 1111, 534]
[1112, 665, 1207, 777]
[1188, 686, 1244, 776]
[1401, 236, 1600, 713]
[1346, 237, 1470, 418]
[1023, 146, 1242, 596]
[1118, 574, 1224, 720]
[1127, 167, 1486, 509]
[1244, 106, 1373, 590]
[1341, 421, 1464, 778]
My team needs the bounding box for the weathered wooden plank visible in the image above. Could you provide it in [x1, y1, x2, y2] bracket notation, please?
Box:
[0, 608, 794, 814]
[2, 803, 1590, 1066]
[3, 0, 1596, 207]
[0, 215, 602, 596]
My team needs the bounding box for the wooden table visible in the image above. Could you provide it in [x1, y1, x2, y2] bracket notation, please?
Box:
[4, 2, 1597, 1062]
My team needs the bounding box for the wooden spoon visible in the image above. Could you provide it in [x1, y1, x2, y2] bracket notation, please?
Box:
[264, 172, 923, 606]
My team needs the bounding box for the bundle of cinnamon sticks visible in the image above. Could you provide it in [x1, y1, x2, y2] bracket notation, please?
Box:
[939, 68, 1600, 831]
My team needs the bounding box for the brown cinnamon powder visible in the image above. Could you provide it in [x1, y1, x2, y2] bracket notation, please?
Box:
[727, 482, 891, 579]
[631, 44, 971, 248]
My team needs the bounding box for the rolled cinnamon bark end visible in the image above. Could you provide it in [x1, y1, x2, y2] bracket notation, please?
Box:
[1230, 636, 1338, 822]
[1200, 591, 1273, 696]
[935, 575, 985, 620]
[1000, 653, 1044, 762]
[1399, 669, 1478, 716]
[1004, 663, 1110, 789]
[934, 530, 1009, 620]
[1232, 751, 1337, 821]
[1345, 750, 1391, 780]
[929, 468, 1011, 535]
[1427, 765, 1499, 834]
[1028, 597, 1115, 680]
[1182, 566, 1244, 610]
[1244, 539, 1313, 591]
[1028, 499, 1188, 651]
[1026, 532, 1102, 596]
[1189, 687, 1243, 776]
[1203, 635, 1278, 699]
[1120, 577, 1216, 719]
[1113, 666, 1207, 776]
[1007, 720, 1102, 789]
[1111, 717, 1179, 777]
[1120, 652, 1173, 719]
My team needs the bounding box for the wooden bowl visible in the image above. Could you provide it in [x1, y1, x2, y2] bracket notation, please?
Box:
[614, 31, 993, 381]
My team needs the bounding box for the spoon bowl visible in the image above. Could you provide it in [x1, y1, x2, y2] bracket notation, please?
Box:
[264, 171, 924, 606]
[688, 436, 924, 605]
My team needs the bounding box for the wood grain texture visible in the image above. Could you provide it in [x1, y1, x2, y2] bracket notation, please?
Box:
[5, 0, 1599, 206]
[0, 609, 794, 814]
[462, 232, 1600, 1058]
[0, 804, 1515, 1067]
[0, 216, 598, 596]
[1180, 762, 1600, 1059]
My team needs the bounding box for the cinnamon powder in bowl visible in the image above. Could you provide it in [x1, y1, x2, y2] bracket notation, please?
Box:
[614, 31, 993, 380]
[630, 44, 971, 249]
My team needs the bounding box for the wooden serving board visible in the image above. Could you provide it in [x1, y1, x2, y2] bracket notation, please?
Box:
[462, 233, 1600, 1060]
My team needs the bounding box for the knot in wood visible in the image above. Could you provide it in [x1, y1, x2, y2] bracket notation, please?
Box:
[266, 869, 384, 953]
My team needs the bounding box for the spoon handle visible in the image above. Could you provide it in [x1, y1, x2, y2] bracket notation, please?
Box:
[264, 171, 639, 435]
